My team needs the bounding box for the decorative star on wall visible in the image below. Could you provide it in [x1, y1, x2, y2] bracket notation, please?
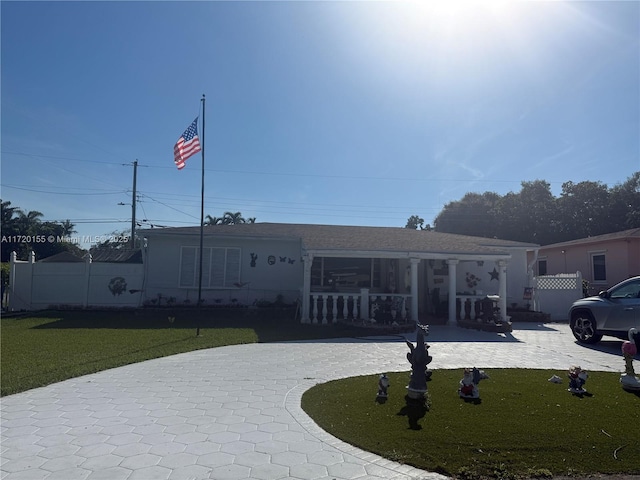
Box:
[488, 268, 500, 281]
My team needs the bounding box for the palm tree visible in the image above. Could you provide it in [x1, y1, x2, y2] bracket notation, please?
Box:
[1, 200, 17, 226]
[222, 211, 245, 225]
[206, 211, 255, 225]
[16, 210, 43, 234]
[205, 215, 223, 225]
[60, 219, 76, 236]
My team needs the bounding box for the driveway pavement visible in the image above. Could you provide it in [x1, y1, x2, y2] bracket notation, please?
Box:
[1, 322, 635, 480]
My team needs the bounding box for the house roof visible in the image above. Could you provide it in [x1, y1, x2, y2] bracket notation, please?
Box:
[89, 248, 143, 263]
[38, 249, 144, 263]
[538, 228, 640, 250]
[142, 223, 538, 257]
[38, 251, 85, 263]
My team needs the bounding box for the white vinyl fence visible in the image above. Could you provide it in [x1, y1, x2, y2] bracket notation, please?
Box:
[533, 272, 583, 321]
[7, 252, 144, 311]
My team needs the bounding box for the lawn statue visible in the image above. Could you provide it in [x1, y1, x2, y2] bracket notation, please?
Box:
[406, 324, 432, 399]
[567, 365, 589, 394]
[377, 374, 390, 400]
[458, 367, 489, 399]
[620, 328, 640, 391]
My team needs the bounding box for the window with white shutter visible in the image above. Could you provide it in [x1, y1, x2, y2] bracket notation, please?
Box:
[179, 246, 242, 288]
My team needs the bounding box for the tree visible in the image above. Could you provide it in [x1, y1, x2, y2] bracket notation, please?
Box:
[15, 209, 44, 235]
[1, 201, 20, 261]
[89, 229, 135, 255]
[608, 172, 640, 230]
[494, 180, 558, 244]
[60, 219, 76, 236]
[405, 215, 431, 230]
[434, 192, 501, 238]
[405, 215, 424, 230]
[1, 200, 17, 227]
[222, 211, 246, 225]
[206, 211, 255, 225]
[1, 199, 83, 261]
[205, 215, 222, 225]
[431, 172, 639, 245]
[557, 180, 610, 241]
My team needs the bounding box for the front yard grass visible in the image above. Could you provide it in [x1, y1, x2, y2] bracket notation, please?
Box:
[0, 309, 365, 396]
[302, 370, 640, 479]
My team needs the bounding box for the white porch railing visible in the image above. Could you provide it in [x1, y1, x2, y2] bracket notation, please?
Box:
[310, 293, 359, 324]
[308, 292, 412, 324]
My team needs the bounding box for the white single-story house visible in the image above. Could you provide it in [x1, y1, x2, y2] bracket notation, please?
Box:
[142, 223, 540, 325]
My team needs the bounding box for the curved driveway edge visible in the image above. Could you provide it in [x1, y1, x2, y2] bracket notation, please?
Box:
[1, 323, 630, 480]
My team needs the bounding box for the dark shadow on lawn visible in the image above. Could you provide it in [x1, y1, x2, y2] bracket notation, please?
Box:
[29, 310, 255, 330]
[397, 395, 429, 430]
[35, 311, 622, 347]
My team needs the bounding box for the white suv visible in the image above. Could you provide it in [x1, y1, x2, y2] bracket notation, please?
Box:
[569, 276, 640, 344]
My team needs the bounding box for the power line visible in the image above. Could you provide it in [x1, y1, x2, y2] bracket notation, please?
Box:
[1, 151, 125, 165]
[2, 185, 126, 196]
[2, 149, 569, 185]
[137, 194, 200, 220]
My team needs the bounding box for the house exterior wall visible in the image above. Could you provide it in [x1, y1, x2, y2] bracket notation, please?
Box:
[451, 249, 531, 309]
[531, 237, 640, 294]
[144, 235, 303, 306]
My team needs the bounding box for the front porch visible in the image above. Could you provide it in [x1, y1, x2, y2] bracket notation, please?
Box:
[300, 255, 512, 329]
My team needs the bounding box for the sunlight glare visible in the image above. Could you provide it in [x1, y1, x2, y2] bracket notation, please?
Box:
[411, 0, 519, 44]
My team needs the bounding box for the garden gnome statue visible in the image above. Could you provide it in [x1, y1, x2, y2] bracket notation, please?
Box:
[620, 328, 640, 391]
[377, 374, 390, 401]
[458, 367, 489, 399]
[406, 324, 432, 399]
[567, 365, 588, 394]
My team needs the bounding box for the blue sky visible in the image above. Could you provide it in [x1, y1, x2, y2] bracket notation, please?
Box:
[2, 1, 638, 248]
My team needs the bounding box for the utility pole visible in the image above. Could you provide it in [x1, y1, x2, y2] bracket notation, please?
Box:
[131, 160, 137, 249]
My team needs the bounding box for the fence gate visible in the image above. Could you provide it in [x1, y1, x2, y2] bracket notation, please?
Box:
[533, 272, 583, 321]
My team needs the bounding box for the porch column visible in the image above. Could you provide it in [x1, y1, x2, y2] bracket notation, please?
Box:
[360, 288, 369, 320]
[410, 258, 420, 322]
[447, 259, 459, 326]
[498, 260, 508, 322]
[301, 254, 313, 323]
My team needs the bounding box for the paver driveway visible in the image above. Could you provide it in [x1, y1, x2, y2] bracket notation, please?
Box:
[1, 322, 633, 480]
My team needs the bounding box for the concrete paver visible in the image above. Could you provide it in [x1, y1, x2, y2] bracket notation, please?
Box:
[1, 322, 635, 480]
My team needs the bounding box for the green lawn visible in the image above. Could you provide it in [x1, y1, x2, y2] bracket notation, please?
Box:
[302, 370, 640, 479]
[0, 309, 365, 396]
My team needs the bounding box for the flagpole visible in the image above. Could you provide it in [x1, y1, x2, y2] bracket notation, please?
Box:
[196, 94, 205, 337]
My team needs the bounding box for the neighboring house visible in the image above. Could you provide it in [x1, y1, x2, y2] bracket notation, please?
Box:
[142, 223, 539, 325]
[530, 229, 640, 295]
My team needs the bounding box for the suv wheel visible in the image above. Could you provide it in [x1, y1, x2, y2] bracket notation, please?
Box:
[571, 312, 603, 344]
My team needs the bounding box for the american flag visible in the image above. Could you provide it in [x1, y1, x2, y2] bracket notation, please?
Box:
[174, 118, 201, 170]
